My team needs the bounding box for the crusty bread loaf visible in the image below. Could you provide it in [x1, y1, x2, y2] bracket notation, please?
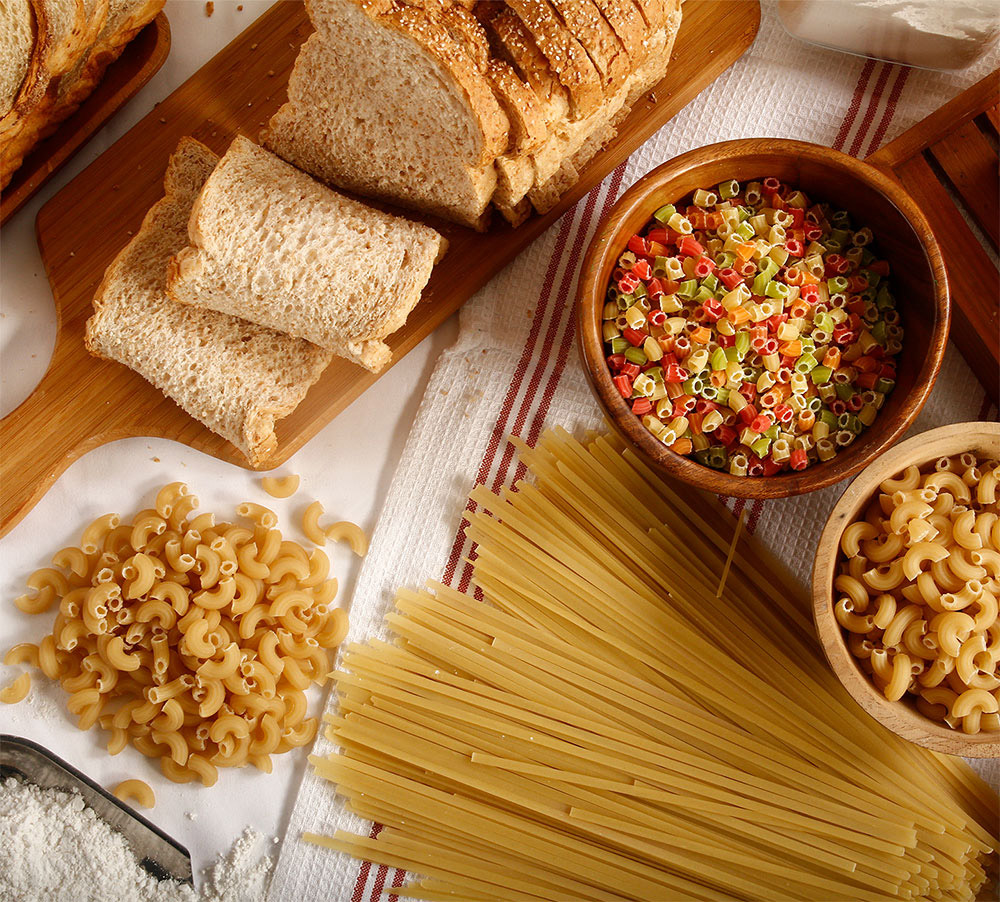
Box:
[265, 0, 508, 230]
[1, 0, 162, 190]
[166, 135, 446, 373]
[0, 0, 34, 126]
[85, 137, 332, 466]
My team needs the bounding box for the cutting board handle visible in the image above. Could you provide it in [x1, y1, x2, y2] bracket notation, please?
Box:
[0, 353, 127, 537]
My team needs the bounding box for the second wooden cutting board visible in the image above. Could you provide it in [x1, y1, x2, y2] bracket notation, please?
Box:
[5, 0, 761, 536]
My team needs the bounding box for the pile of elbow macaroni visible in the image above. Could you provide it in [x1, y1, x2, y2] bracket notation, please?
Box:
[5, 482, 353, 785]
[836, 452, 1000, 733]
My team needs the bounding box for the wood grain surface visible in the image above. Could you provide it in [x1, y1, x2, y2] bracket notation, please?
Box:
[867, 70, 999, 405]
[0, 14, 171, 227]
[812, 421, 1000, 758]
[0, 0, 760, 537]
[577, 139, 951, 499]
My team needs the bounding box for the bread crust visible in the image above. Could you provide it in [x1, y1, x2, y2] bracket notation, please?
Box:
[506, 0, 604, 117]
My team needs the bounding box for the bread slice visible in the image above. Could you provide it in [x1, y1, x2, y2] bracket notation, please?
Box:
[591, 0, 648, 66]
[166, 136, 446, 373]
[265, 0, 507, 230]
[85, 137, 332, 467]
[506, 0, 604, 117]
[523, 1, 681, 213]
[550, 0, 629, 94]
[483, 7, 569, 129]
[0, 0, 89, 185]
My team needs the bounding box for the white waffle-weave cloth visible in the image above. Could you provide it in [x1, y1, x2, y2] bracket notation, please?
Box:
[269, 4, 1000, 899]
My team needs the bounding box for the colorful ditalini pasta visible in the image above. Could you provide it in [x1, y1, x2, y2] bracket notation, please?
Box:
[837, 452, 1000, 733]
[601, 178, 902, 474]
[306, 428, 997, 901]
[9, 486, 350, 784]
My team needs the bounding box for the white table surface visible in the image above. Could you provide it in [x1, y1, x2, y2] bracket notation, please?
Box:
[0, 0, 457, 883]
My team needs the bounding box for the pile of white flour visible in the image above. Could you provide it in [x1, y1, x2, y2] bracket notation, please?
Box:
[0, 777, 274, 902]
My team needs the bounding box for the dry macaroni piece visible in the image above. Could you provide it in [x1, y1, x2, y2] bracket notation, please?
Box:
[261, 474, 301, 499]
[10, 484, 350, 785]
[0, 672, 31, 704]
[836, 452, 1000, 734]
[112, 779, 155, 809]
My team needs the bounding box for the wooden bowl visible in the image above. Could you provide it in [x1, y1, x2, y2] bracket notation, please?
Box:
[576, 138, 950, 499]
[813, 421, 1000, 757]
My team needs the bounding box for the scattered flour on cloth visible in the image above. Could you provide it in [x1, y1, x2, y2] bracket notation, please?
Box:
[0, 777, 274, 902]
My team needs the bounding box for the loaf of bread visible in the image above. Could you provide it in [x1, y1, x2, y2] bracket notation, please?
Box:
[166, 135, 447, 373]
[264, 0, 683, 229]
[85, 138, 333, 466]
[0, 0, 163, 190]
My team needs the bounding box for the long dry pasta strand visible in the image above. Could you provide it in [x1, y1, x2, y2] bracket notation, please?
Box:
[480, 452, 980, 840]
[309, 429, 997, 902]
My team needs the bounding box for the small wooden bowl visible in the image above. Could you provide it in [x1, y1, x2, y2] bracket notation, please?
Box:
[576, 138, 950, 499]
[813, 421, 1000, 757]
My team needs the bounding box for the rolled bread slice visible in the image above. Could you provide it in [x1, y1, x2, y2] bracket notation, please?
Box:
[166, 136, 447, 374]
[85, 137, 332, 467]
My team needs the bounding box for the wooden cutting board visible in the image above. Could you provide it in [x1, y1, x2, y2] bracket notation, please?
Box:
[867, 69, 999, 404]
[4, 0, 760, 537]
[0, 14, 171, 227]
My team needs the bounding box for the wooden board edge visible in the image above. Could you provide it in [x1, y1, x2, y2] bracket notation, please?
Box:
[866, 67, 999, 169]
[8, 0, 761, 538]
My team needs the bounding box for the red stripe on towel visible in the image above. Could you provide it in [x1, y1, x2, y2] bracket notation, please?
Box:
[865, 66, 910, 155]
[351, 823, 383, 902]
[833, 58, 876, 151]
[441, 211, 577, 588]
[848, 62, 893, 158]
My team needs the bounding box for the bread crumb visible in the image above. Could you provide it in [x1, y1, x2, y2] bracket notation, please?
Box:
[159, 117, 166, 123]
[266, 70, 275, 77]
[185, 810, 198, 820]
[250, 43, 258, 50]
[205, 1, 214, 15]
[152, 457, 160, 463]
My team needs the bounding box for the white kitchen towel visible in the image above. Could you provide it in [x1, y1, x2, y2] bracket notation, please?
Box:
[269, 4, 1000, 900]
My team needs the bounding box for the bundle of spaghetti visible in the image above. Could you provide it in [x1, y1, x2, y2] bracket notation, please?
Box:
[306, 427, 999, 901]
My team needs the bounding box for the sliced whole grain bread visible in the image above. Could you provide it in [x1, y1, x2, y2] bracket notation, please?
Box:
[485, 57, 547, 154]
[523, 2, 679, 212]
[550, 0, 629, 94]
[166, 136, 446, 373]
[2, 0, 87, 185]
[85, 137, 332, 466]
[505, 0, 604, 117]
[265, 0, 507, 230]
[484, 6, 569, 127]
[591, 0, 647, 66]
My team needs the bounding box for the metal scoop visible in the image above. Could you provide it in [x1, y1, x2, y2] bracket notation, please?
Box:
[0, 734, 193, 886]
